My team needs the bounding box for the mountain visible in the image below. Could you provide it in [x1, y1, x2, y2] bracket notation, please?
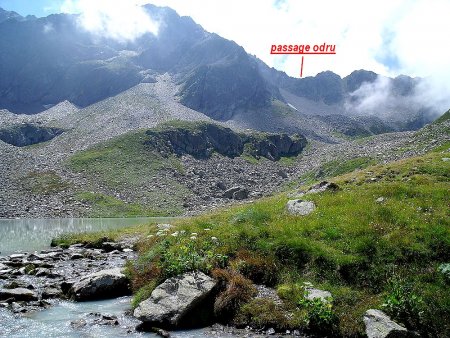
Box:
[0, 3, 440, 134]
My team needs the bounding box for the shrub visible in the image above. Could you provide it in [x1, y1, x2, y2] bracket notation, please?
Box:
[233, 298, 289, 330]
[212, 268, 257, 320]
[381, 276, 425, 330]
[159, 238, 228, 279]
[232, 250, 279, 286]
[298, 296, 338, 334]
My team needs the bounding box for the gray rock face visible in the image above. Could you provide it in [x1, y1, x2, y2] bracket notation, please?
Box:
[134, 271, 218, 329]
[70, 268, 130, 301]
[146, 122, 307, 161]
[0, 124, 64, 147]
[287, 200, 316, 216]
[0, 288, 38, 301]
[147, 123, 244, 159]
[363, 309, 409, 338]
[247, 133, 307, 161]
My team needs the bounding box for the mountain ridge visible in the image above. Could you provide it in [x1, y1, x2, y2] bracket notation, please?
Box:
[0, 3, 440, 134]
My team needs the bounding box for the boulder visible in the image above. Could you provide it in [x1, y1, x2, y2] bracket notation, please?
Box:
[0, 288, 38, 301]
[102, 242, 123, 252]
[70, 268, 130, 301]
[134, 271, 218, 329]
[223, 186, 242, 199]
[363, 309, 409, 338]
[287, 200, 316, 216]
[232, 189, 249, 200]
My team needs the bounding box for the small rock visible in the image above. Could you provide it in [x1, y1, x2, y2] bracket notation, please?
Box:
[70, 253, 84, 260]
[363, 309, 408, 338]
[223, 187, 242, 199]
[42, 287, 62, 299]
[304, 287, 332, 302]
[277, 170, 288, 178]
[71, 319, 87, 329]
[153, 328, 171, 337]
[156, 224, 173, 230]
[287, 200, 316, 216]
[102, 242, 122, 253]
[376, 197, 385, 203]
[35, 268, 51, 277]
[0, 288, 38, 301]
[266, 327, 276, 335]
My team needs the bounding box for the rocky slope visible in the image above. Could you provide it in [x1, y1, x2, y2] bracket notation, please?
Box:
[0, 3, 442, 134]
[0, 99, 448, 218]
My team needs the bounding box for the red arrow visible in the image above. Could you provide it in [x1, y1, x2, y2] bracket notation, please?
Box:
[300, 56, 304, 77]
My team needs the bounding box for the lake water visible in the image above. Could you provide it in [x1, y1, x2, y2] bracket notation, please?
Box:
[0, 217, 174, 256]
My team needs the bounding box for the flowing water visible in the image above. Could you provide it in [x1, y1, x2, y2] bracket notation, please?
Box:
[0, 217, 223, 337]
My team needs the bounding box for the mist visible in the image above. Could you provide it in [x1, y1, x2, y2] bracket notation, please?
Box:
[61, 0, 159, 42]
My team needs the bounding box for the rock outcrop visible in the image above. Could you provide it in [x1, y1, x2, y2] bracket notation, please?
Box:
[134, 271, 218, 329]
[146, 122, 307, 161]
[363, 309, 409, 338]
[0, 124, 64, 147]
[246, 133, 307, 161]
[69, 268, 130, 301]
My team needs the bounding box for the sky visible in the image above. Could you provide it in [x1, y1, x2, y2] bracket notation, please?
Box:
[0, 0, 449, 84]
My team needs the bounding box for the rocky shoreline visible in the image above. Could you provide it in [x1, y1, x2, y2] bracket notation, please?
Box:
[0, 236, 419, 338]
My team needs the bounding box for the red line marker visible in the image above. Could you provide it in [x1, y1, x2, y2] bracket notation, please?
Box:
[270, 52, 336, 55]
[300, 56, 304, 77]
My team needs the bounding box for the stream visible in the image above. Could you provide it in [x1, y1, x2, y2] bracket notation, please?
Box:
[0, 218, 226, 337]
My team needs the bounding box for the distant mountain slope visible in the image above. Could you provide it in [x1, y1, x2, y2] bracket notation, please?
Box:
[0, 3, 442, 133]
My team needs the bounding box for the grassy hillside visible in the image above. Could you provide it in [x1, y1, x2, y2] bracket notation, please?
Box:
[56, 142, 450, 336]
[68, 130, 189, 216]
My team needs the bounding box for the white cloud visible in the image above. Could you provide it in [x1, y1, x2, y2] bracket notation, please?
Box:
[149, 0, 450, 113]
[60, 0, 159, 42]
[58, 0, 450, 113]
[347, 76, 393, 113]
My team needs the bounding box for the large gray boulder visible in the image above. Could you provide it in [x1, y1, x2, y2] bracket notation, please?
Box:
[134, 271, 218, 329]
[0, 288, 38, 301]
[363, 309, 410, 338]
[287, 200, 316, 216]
[70, 268, 129, 301]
